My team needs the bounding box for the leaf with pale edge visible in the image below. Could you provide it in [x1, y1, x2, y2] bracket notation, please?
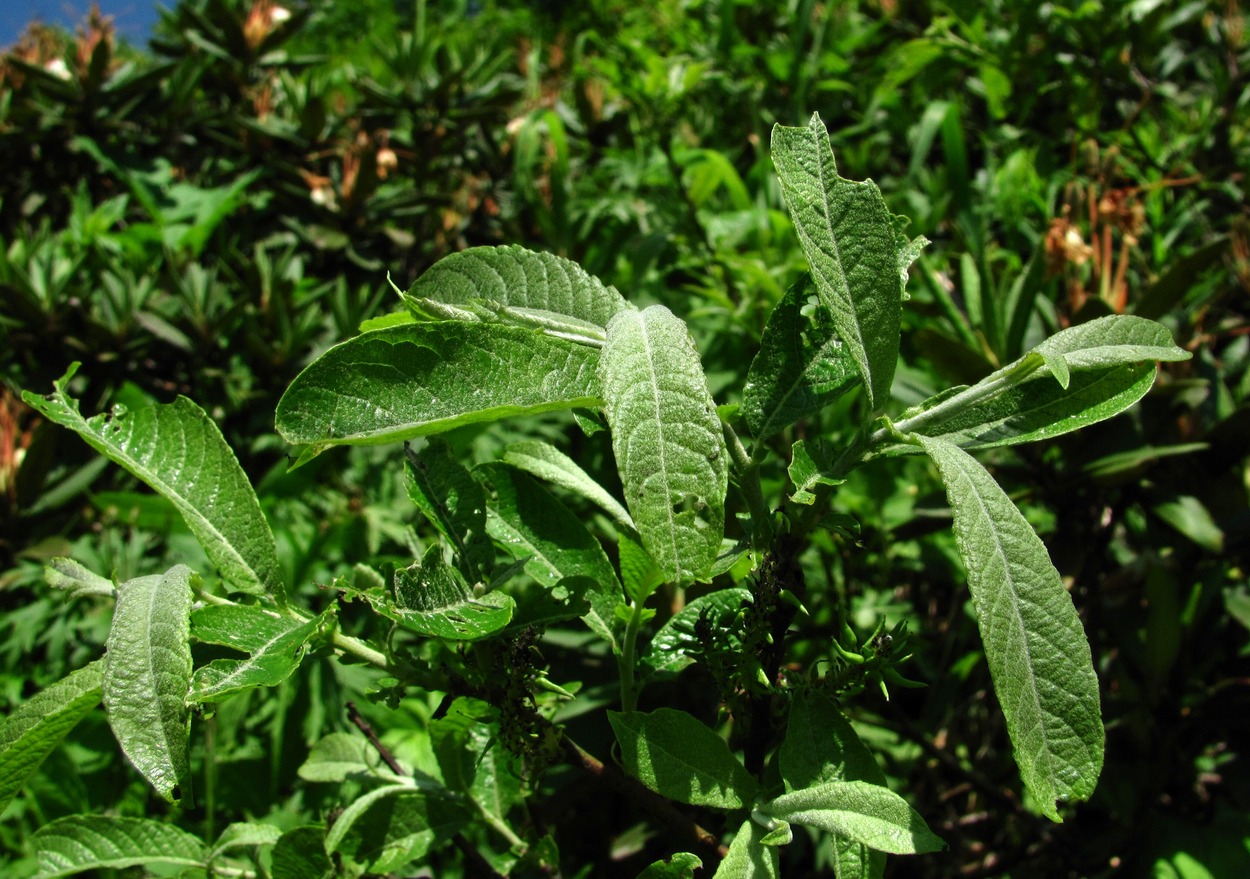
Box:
[23, 365, 282, 598]
[771, 114, 925, 409]
[0, 661, 102, 816]
[503, 439, 634, 531]
[788, 439, 845, 505]
[916, 436, 1103, 820]
[743, 277, 860, 440]
[599, 306, 728, 585]
[640, 589, 750, 678]
[712, 819, 780, 879]
[406, 440, 494, 580]
[274, 323, 601, 455]
[299, 732, 379, 783]
[385, 545, 514, 641]
[44, 558, 114, 598]
[763, 780, 944, 854]
[104, 565, 195, 803]
[31, 815, 207, 879]
[210, 822, 283, 859]
[188, 604, 324, 702]
[636, 852, 703, 879]
[608, 708, 759, 809]
[325, 784, 470, 874]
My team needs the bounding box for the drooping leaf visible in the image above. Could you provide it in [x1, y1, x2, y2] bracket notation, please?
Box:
[298, 732, 382, 783]
[31, 815, 207, 878]
[104, 565, 195, 803]
[712, 819, 779, 879]
[274, 322, 601, 455]
[916, 436, 1104, 820]
[502, 439, 634, 531]
[599, 306, 728, 585]
[385, 545, 514, 641]
[0, 661, 103, 817]
[608, 708, 759, 809]
[23, 365, 283, 599]
[619, 531, 663, 605]
[763, 780, 944, 854]
[187, 604, 325, 703]
[209, 822, 283, 859]
[430, 697, 522, 825]
[788, 439, 845, 505]
[478, 462, 621, 646]
[406, 440, 494, 580]
[743, 277, 860, 441]
[771, 113, 925, 408]
[403, 244, 627, 329]
[324, 784, 470, 874]
[640, 589, 750, 678]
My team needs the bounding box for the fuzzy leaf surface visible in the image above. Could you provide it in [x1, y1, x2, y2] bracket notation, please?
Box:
[0, 661, 103, 816]
[763, 780, 944, 854]
[771, 113, 924, 408]
[712, 819, 779, 879]
[503, 439, 634, 531]
[917, 436, 1103, 820]
[608, 708, 759, 809]
[188, 605, 323, 703]
[31, 815, 207, 878]
[23, 366, 282, 598]
[599, 306, 728, 585]
[387, 546, 514, 641]
[406, 440, 494, 580]
[641, 589, 750, 678]
[743, 278, 859, 440]
[104, 565, 195, 802]
[274, 323, 601, 451]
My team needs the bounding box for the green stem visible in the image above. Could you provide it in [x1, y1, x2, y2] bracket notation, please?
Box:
[617, 599, 648, 712]
[474, 799, 526, 850]
[722, 419, 774, 549]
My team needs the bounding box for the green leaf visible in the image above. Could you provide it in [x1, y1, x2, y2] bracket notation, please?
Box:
[325, 784, 470, 873]
[619, 531, 664, 605]
[502, 439, 635, 531]
[743, 278, 860, 440]
[636, 853, 703, 879]
[386, 545, 514, 641]
[1153, 495, 1224, 552]
[599, 306, 728, 585]
[270, 826, 333, 879]
[771, 113, 925, 409]
[31, 815, 207, 878]
[763, 780, 944, 854]
[406, 440, 494, 580]
[712, 819, 779, 879]
[23, 365, 282, 598]
[640, 589, 750, 678]
[187, 605, 324, 703]
[210, 822, 283, 858]
[478, 462, 621, 646]
[608, 708, 759, 809]
[916, 436, 1104, 820]
[298, 732, 410, 783]
[832, 836, 885, 879]
[403, 244, 627, 329]
[430, 698, 522, 824]
[1032, 314, 1191, 382]
[274, 322, 601, 454]
[788, 439, 845, 505]
[44, 558, 114, 599]
[104, 565, 195, 802]
[0, 661, 103, 817]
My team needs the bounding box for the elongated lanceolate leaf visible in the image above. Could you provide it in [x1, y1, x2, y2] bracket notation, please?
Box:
[23, 365, 282, 598]
[105, 566, 195, 803]
[916, 436, 1103, 819]
[274, 323, 601, 455]
[608, 709, 760, 809]
[502, 439, 634, 531]
[386, 545, 514, 641]
[763, 780, 944, 854]
[403, 244, 627, 329]
[44, 558, 115, 599]
[0, 661, 102, 816]
[32, 815, 207, 879]
[188, 604, 324, 702]
[743, 278, 860, 440]
[325, 784, 470, 874]
[210, 822, 283, 858]
[771, 114, 926, 408]
[406, 440, 494, 580]
[599, 306, 728, 585]
[1032, 314, 1190, 387]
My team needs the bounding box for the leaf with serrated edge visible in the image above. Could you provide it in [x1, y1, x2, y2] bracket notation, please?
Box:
[105, 565, 195, 802]
[712, 819, 779, 879]
[502, 439, 634, 531]
[641, 589, 750, 678]
[608, 708, 759, 809]
[0, 661, 103, 816]
[763, 780, 944, 854]
[479, 462, 621, 647]
[743, 278, 860, 441]
[32, 815, 207, 879]
[275, 322, 601, 453]
[387, 545, 514, 641]
[916, 436, 1103, 819]
[403, 244, 627, 328]
[187, 605, 324, 703]
[599, 306, 728, 585]
[771, 114, 925, 409]
[23, 366, 282, 598]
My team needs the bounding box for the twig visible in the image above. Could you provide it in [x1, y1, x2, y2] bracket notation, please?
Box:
[346, 700, 404, 776]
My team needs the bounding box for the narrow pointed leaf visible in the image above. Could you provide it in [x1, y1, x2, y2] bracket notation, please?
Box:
[1033, 314, 1190, 374]
[403, 244, 627, 328]
[0, 661, 103, 816]
[385, 546, 514, 641]
[210, 822, 283, 858]
[712, 819, 779, 879]
[743, 278, 860, 440]
[406, 440, 494, 580]
[916, 436, 1103, 819]
[763, 780, 944, 854]
[502, 439, 634, 531]
[608, 708, 760, 809]
[104, 566, 195, 802]
[44, 559, 115, 599]
[599, 306, 728, 585]
[188, 605, 324, 703]
[31, 816, 207, 878]
[325, 784, 470, 873]
[274, 323, 601, 452]
[23, 365, 282, 598]
[771, 114, 925, 408]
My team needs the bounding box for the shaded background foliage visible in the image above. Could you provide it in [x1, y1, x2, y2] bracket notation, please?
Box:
[1, 1, 1247, 876]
